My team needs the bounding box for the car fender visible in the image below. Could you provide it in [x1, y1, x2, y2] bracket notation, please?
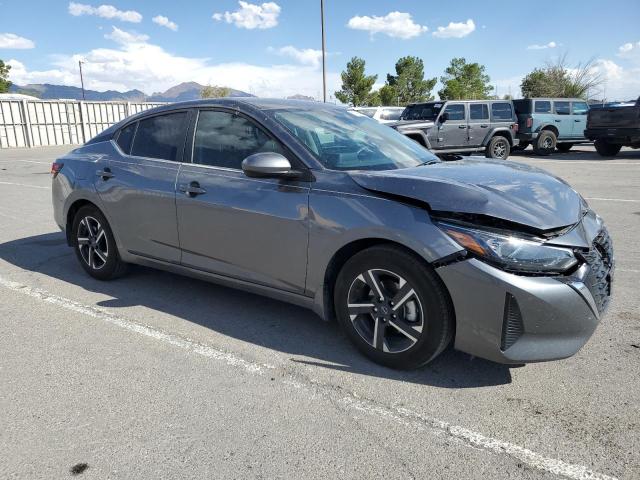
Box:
[482, 127, 514, 146]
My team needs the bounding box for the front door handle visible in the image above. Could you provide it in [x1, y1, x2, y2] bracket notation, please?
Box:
[555, 119, 562, 122]
[96, 167, 113, 180]
[458, 124, 467, 129]
[480, 124, 488, 128]
[179, 181, 207, 197]
[574, 119, 582, 122]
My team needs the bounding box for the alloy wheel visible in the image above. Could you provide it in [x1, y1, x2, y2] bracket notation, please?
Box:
[493, 140, 507, 158]
[76, 216, 109, 270]
[542, 137, 553, 149]
[347, 269, 424, 354]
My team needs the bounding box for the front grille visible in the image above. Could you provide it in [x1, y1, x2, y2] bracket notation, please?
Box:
[581, 228, 614, 314]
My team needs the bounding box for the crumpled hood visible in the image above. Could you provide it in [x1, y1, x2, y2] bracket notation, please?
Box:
[349, 159, 583, 232]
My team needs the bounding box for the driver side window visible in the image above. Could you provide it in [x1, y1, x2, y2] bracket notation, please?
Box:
[193, 110, 286, 169]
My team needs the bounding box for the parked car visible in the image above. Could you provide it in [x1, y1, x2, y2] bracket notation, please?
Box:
[585, 96, 640, 157]
[512, 98, 590, 155]
[352, 106, 404, 124]
[390, 100, 519, 160]
[52, 99, 613, 369]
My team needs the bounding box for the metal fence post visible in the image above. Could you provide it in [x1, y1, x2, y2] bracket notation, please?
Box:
[125, 102, 131, 118]
[78, 101, 89, 144]
[20, 100, 33, 148]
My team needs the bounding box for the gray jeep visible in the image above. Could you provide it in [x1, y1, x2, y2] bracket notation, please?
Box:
[390, 100, 519, 159]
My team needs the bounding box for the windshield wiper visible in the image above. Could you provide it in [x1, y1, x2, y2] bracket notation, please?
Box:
[417, 160, 439, 166]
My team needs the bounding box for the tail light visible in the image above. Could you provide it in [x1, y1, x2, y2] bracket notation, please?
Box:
[526, 117, 533, 128]
[512, 123, 519, 133]
[51, 162, 63, 177]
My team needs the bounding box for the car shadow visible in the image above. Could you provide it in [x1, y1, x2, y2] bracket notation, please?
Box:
[0, 231, 515, 388]
[513, 146, 640, 161]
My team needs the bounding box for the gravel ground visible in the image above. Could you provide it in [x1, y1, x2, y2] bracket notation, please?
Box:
[0, 144, 638, 479]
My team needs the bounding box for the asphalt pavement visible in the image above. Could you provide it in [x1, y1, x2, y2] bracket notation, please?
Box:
[0, 144, 638, 479]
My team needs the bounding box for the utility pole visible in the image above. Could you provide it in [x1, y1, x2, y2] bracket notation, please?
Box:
[320, 0, 327, 103]
[78, 60, 86, 100]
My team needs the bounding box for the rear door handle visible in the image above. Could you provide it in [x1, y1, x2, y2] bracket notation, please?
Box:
[96, 167, 113, 180]
[574, 119, 582, 122]
[458, 124, 467, 129]
[554, 119, 562, 122]
[179, 181, 207, 197]
[480, 124, 488, 128]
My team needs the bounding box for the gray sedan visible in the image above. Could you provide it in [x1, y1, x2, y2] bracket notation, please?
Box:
[51, 99, 614, 369]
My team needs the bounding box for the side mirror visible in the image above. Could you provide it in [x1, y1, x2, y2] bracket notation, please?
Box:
[439, 112, 449, 123]
[242, 152, 293, 178]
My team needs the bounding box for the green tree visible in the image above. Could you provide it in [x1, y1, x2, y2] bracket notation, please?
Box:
[378, 85, 397, 106]
[438, 57, 492, 100]
[386, 56, 436, 105]
[364, 90, 381, 107]
[520, 55, 603, 99]
[334, 57, 377, 107]
[0, 60, 12, 93]
[201, 85, 231, 98]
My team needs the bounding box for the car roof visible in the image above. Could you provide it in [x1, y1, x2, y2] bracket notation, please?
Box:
[515, 98, 586, 102]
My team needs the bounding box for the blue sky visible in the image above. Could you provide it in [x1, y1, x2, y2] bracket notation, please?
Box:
[1, 0, 639, 100]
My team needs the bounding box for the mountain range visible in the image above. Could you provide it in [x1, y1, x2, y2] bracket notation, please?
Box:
[8, 81, 253, 102]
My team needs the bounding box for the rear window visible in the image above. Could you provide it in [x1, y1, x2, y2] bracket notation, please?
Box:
[116, 122, 137, 154]
[491, 102, 513, 120]
[554, 101, 571, 115]
[572, 102, 589, 115]
[130, 112, 188, 161]
[534, 101, 552, 113]
[469, 104, 489, 120]
[380, 109, 402, 121]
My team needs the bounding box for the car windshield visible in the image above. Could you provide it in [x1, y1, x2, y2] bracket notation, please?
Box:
[401, 103, 443, 121]
[269, 107, 439, 171]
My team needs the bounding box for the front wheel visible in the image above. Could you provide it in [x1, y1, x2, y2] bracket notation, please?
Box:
[72, 205, 128, 280]
[594, 139, 621, 157]
[334, 246, 454, 369]
[485, 136, 511, 159]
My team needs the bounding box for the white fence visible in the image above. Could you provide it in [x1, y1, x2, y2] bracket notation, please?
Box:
[0, 100, 166, 149]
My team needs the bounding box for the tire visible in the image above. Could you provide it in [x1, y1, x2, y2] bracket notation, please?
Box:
[512, 141, 529, 151]
[485, 136, 511, 160]
[557, 143, 573, 152]
[334, 245, 454, 369]
[594, 139, 621, 157]
[534, 130, 557, 155]
[71, 205, 128, 280]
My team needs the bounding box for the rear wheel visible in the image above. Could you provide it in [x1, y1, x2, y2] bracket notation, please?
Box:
[334, 246, 454, 369]
[557, 143, 573, 152]
[534, 130, 557, 155]
[485, 136, 511, 159]
[594, 139, 621, 157]
[72, 205, 127, 280]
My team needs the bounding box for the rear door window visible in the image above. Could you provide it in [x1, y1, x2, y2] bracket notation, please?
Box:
[130, 112, 188, 161]
[534, 101, 552, 113]
[554, 101, 571, 115]
[571, 101, 589, 115]
[443, 103, 465, 121]
[491, 102, 513, 121]
[116, 122, 137, 154]
[469, 103, 489, 120]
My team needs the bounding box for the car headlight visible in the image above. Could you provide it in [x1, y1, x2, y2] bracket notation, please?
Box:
[436, 222, 578, 274]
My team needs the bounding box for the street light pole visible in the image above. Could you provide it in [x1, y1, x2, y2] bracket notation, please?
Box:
[320, 0, 327, 103]
[78, 60, 86, 101]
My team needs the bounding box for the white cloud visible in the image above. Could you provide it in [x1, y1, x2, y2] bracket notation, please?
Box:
[347, 12, 427, 39]
[527, 41, 558, 50]
[432, 19, 475, 39]
[269, 46, 323, 68]
[213, 1, 280, 30]
[617, 41, 640, 59]
[0, 33, 35, 49]
[590, 58, 640, 101]
[6, 36, 339, 99]
[68, 2, 142, 23]
[152, 15, 178, 32]
[104, 26, 149, 45]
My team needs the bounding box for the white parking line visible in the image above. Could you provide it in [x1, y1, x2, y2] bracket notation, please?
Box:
[0, 275, 618, 480]
[0, 181, 49, 190]
[521, 160, 640, 166]
[584, 197, 640, 203]
[0, 159, 51, 165]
